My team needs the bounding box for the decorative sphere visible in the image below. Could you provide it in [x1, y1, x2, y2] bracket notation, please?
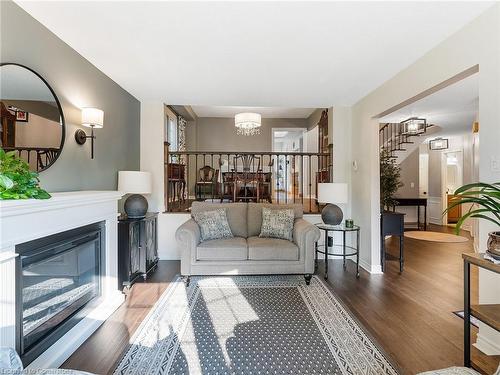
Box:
[321, 204, 343, 225]
[124, 194, 148, 218]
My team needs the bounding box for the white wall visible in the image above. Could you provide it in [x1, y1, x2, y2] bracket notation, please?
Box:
[140, 102, 165, 213]
[348, 3, 500, 349]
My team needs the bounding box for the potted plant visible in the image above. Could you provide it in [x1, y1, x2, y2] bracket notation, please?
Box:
[0, 147, 51, 200]
[445, 182, 500, 256]
[380, 149, 403, 211]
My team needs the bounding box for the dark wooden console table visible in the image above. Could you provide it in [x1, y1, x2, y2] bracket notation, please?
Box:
[118, 212, 159, 291]
[463, 252, 500, 367]
[381, 211, 405, 272]
[393, 197, 427, 231]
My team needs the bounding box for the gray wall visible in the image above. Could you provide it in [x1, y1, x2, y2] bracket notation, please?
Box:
[395, 148, 419, 198]
[306, 108, 324, 130]
[1, 1, 140, 192]
[195, 117, 307, 152]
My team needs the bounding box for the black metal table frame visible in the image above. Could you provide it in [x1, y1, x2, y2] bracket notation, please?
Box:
[463, 255, 500, 367]
[315, 225, 360, 279]
[392, 197, 427, 231]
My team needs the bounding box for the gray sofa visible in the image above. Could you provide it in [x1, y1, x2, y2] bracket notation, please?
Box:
[175, 202, 320, 284]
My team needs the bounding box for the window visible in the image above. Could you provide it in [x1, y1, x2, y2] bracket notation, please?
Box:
[165, 107, 178, 151]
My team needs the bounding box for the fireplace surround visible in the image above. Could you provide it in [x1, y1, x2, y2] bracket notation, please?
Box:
[0, 191, 124, 369]
[16, 221, 104, 365]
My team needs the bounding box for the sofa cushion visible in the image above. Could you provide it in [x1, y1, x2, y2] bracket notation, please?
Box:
[192, 208, 233, 241]
[191, 202, 248, 238]
[259, 207, 294, 241]
[196, 237, 248, 260]
[247, 236, 299, 261]
[247, 203, 303, 237]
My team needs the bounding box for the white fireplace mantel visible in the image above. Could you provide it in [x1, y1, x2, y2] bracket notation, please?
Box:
[0, 191, 124, 369]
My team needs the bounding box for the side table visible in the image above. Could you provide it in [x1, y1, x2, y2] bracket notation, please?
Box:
[315, 223, 360, 279]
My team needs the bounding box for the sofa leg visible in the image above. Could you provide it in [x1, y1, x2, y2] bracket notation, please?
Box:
[183, 276, 191, 287]
[304, 274, 312, 285]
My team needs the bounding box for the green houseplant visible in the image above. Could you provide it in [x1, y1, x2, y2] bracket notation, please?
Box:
[445, 182, 500, 255]
[380, 149, 403, 211]
[0, 147, 51, 200]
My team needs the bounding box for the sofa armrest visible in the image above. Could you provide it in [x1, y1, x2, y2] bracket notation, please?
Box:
[293, 219, 320, 274]
[175, 218, 201, 276]
[293, 218, 320, 246]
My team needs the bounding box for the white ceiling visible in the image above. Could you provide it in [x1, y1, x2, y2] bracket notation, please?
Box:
[191, 106, 316, 118]
[380, 73, 478, 137]
[15, 1, 493, 107]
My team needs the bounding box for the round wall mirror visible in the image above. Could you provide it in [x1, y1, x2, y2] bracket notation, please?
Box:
[0, 63, 65, 172]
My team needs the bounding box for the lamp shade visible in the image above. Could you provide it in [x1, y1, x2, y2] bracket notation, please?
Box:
[81, 107, 104, 128]
[317, 183, 348, 204]
[118, 171, 152, 194]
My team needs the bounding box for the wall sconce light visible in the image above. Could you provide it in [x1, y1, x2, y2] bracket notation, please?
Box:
[75, 107, 104, 159]
[429, 137, 449, 151]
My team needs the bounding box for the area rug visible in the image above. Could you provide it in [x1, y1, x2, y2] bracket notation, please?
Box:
[404, 231, 469, 243]
[113, 275, 399, 375]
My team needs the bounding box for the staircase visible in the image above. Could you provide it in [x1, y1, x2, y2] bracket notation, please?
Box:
[379, 122, 440, 163]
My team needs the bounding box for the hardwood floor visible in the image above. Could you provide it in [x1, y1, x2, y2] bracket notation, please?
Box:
[63, 224, 499, 374]
[62, 261, 179, 375]
[318, 224, 498, 374]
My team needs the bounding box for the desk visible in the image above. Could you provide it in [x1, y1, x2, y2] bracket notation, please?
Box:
[393, 197, 427, 231]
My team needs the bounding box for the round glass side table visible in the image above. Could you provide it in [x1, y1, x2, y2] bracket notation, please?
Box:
[315, 223, 360, 279]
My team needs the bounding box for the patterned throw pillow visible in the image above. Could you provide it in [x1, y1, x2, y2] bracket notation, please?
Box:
[259, 207, 295, 241]
[192, 208, 233, 242]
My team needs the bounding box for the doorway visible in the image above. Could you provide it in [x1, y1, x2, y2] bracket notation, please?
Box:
[443, 150, 464, 225]
[272, 128, 306, 196]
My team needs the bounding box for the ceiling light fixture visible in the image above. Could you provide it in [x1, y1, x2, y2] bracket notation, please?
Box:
[429, 137, 449, 151]
[400, 117, 427, 135]
[235, 112, 261, 136]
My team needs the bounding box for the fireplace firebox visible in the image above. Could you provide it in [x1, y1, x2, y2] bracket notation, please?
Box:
[15, 222, 104, 365]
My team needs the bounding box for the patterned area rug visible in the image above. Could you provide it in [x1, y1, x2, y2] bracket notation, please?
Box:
[114, 275, 399, 375]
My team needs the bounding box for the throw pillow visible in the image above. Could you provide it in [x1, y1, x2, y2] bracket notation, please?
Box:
[192, 208, 233, 241]
[259, 207, 294, 241]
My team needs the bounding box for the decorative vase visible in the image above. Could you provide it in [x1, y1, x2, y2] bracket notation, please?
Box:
[487, 231, 500, 257]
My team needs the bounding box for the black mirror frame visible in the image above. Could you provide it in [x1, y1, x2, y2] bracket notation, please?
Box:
[0, 62, 66, 173]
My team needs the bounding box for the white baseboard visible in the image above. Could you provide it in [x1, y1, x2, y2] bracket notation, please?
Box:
[474, 331, 500, 355]
[359, 258, 383, 274]
[27, 291, 125, 369]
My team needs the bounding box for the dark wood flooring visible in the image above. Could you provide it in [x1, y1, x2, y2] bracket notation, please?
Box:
[63, 224, 499, 375]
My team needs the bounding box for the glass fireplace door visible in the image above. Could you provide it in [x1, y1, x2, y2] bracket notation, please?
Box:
[18, 226, 101, 360]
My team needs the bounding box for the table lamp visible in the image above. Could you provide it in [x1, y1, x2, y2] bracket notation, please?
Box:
[317, 183, 348, 225]
[118, 171, 152, 218]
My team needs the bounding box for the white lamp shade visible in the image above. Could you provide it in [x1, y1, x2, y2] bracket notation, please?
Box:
[317, 183, 348, 204]
[81, 107, 104, 128]
[118, 171, 152, 194]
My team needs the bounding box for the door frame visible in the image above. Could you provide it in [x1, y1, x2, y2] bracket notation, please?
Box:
[441, 149, 464, 225]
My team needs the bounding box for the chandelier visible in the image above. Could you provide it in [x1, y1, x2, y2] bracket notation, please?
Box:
[235, 112, 261, 136]
[400, 117, 427, 135]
